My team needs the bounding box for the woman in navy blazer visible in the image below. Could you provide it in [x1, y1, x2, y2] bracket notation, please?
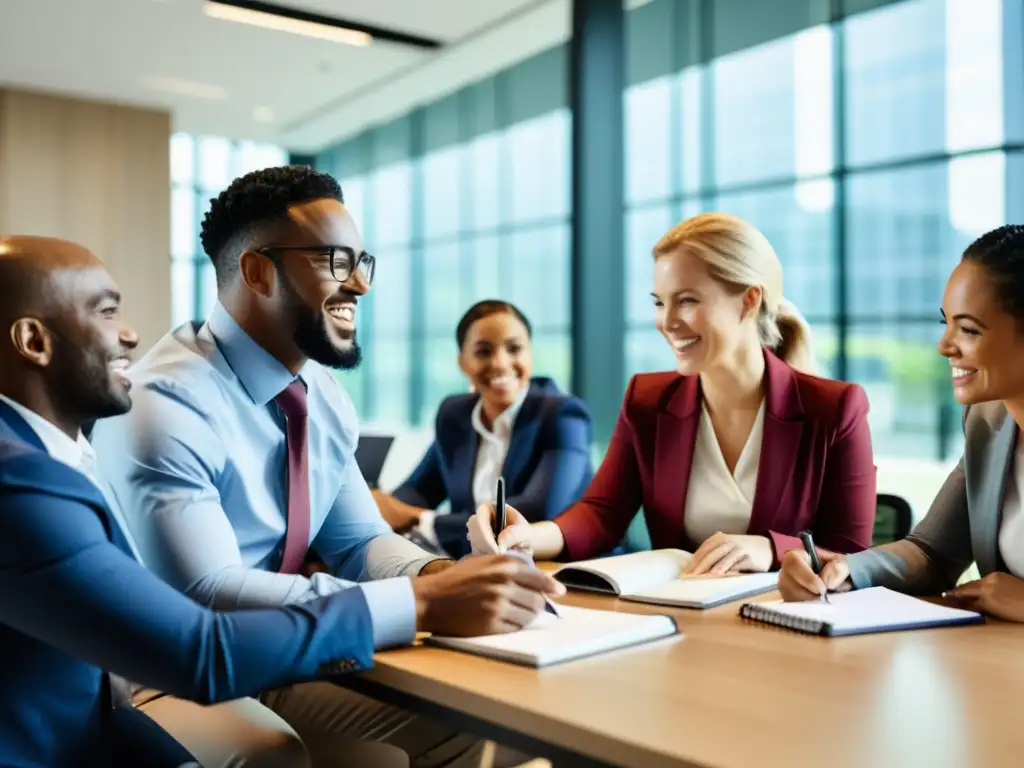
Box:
[373, 301, 594, 558]
[469, 214, 877, 572]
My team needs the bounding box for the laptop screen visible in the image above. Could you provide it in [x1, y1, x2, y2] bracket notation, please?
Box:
[354, 435, 394, 489]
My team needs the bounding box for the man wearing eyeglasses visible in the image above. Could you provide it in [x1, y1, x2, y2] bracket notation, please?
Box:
[89, 167, 539, 768]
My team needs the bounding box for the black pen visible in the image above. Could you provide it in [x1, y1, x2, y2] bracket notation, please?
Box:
[799, 530, 830, 603]
[495, 478, 560, 618]
[493, 476, 506, 547]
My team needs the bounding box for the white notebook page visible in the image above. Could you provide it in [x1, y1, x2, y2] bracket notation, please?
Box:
[428, 605, 678, 666]
[630, 572, 778, 603]
[754, 587, 980, 632]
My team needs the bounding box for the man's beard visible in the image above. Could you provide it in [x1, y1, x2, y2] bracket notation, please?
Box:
[49, 328, 132, 422]
[280, 274, 362, 370]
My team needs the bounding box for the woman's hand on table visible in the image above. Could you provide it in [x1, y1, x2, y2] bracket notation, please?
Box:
[944, 572, 1024, 622]
[683, 533, 773, 575]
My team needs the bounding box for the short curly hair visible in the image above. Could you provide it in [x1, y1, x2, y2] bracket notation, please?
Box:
[962, 224, 1024, 321]
[199, 165, 343, 282]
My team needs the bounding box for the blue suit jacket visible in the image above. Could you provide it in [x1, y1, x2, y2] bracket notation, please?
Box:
[393, 377, 593, 558]
[0, 401, 376, 768]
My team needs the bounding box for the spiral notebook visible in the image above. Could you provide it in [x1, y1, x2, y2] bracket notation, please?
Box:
[739, 587, 984, 636]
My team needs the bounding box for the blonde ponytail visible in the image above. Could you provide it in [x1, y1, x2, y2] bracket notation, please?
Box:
[772, 297, 817, 374]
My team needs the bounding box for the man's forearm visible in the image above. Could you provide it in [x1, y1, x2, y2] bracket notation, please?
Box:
[360, 532, 445, 580]
[187, 564, 357, 609]
[187, 563, 418, 650]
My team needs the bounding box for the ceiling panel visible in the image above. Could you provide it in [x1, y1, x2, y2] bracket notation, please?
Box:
[0, 0, 555, 151]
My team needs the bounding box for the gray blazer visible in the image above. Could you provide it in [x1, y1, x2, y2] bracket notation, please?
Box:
[848, 401, 1016, 594]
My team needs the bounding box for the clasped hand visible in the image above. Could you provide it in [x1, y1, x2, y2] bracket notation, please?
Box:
[683, 532, 774, 576]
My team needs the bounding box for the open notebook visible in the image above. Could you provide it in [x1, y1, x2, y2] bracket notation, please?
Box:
[739, 587, 984, 636]
[554, 549, 779, 609]
[426, 605, 680, 667]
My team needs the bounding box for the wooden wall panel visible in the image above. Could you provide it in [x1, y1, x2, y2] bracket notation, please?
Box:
[0, 88, 172, 354]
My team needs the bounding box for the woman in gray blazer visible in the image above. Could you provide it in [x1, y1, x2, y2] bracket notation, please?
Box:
[779, 224, 1024, 622]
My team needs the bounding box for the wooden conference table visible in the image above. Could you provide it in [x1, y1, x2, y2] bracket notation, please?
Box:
[340, 572, 1024, 768]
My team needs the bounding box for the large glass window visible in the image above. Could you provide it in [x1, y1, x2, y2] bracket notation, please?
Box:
[370, 244, 414, 427]
[169, 133, 287, 328]
[507, 110, 571, 225]
[625, 77, 674, 204]
[844, 0, 1004, 166]
[712, 26, 834, 186]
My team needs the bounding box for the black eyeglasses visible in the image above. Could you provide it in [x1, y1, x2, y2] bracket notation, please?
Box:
[257, 246, 375, 286]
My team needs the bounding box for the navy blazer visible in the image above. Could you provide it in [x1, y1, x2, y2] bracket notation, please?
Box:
[0, 401, 376, 768]
[393, 377, 593, 558]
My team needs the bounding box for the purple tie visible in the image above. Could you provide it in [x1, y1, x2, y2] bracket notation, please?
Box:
[274, 380, 311, 574]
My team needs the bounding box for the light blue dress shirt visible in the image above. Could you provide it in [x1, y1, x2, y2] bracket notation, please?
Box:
[92, 302, 439, 649]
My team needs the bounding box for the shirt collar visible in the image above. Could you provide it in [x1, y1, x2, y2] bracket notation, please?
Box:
[0, 393, 94, 471]
[207, 302, 307, 406]
[470, 383, 530, 442]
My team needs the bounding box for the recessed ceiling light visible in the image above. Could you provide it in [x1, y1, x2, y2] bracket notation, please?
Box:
[204, 1, 372, 47]
[254, 106, 275, 122]
[141, 76, 227, 100]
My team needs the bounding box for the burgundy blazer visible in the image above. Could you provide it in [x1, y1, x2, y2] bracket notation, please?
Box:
[555, 350, 876, 567]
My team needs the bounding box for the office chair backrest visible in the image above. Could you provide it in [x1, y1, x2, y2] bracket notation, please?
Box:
[873, 493, 913, 545]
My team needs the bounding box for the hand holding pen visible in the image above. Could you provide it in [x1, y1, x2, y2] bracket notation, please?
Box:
[799, 531, 830, 603]
[778, 531, 853, 603]
[485, 477, 560, 617]
[468, 483, 534, 557]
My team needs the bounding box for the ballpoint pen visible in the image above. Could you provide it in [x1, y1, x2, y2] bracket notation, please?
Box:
[493, 476, 506, 548]
[494, 477, 560, 617]
[799, 530, 831, 603]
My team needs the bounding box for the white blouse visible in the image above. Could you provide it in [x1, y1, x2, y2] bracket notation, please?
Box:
[683, 399, 765, 546]
[998, 434, 1024, 579]
[469, 387, 528, 507]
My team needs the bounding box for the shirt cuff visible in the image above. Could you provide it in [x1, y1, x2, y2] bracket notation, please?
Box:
[845, 551, 874, 590]
[417, 511, 439, 546]
[359, 577, 417, 649]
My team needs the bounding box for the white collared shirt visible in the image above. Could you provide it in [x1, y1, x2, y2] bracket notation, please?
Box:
[0, 393, 143, 561]
[999, 434, 1024, 579]
[418, 386, 529, 544]
[469, 387, 529, 508]
[683, 398, 765, 546]
[0, 393, 95, 470]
